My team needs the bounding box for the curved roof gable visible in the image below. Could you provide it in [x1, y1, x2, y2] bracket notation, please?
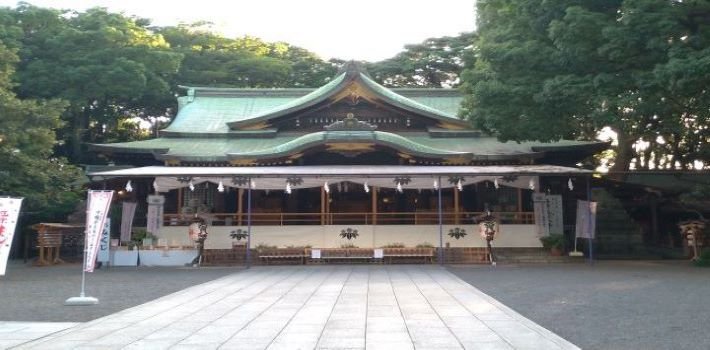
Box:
[226, 62, 469, 130]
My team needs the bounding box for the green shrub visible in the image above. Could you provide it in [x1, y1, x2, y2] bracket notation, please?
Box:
[540, 234, 564, 249]
[381, 243, 405, 248]
[416, 242, 434, 248]
[340, 243, 358, 248]
[694, 250, 710, 267]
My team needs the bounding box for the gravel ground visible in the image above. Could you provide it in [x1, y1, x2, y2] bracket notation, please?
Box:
[447, 261, 710, 350]
[0, 260, 240, 322]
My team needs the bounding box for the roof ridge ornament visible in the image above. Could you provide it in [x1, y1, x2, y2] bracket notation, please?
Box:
[324, 113, 377, 131]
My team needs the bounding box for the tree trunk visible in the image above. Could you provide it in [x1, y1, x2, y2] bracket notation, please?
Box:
[609, 129, 635, 180]
[69, 105, 89, 163]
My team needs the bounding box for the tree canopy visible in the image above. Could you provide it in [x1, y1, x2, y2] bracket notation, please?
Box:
[367, 32, 476, 88]
[460, 0, 710, 173]
[0, 39, 83, 222]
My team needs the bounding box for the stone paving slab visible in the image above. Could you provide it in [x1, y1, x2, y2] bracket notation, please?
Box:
[0, 322, 78, 349]
[11, 266, 579, 350]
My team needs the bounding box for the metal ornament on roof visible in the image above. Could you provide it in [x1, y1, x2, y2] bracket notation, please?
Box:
[125, 180, 133, 192]
[448, 176, 465, 191]
[176, 176, 193, 183]
[501, 175, 519, 183]
[231, 176, 250, 187]
[324, 113, 377, 131]
[393, 176, 411, 193]
[339, 228, 359, 240]
[396, 182, 403, 193]
[286, 176, 303, 187]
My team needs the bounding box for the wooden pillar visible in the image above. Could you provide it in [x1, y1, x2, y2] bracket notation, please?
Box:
[371, 187, 378, 225]
[454, 188, 460, 224]
[517, 188, 523, 224]
[177, 188, 183, 214]
[320, 187, 325, 225]
[237, 188, 244, 226]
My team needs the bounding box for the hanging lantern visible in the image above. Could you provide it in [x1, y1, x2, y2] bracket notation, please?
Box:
[528, 178, 535, 190]
[568, 178, 574, 191]
[494, 178, 499, 189]
[364, 182, 370, 193]
[217, 180, 225, 193]
[324, 181, 330, 193]
[188, 180, 195, 191]
[285, 182, 292, 194]
[396, 182, 403, 193]
[125, 180, 133, 192]
[152, 180, 159, 192]
[433, 180, 439, 190]
[250, 179, 256, 189]
[456, 179, 463, 192]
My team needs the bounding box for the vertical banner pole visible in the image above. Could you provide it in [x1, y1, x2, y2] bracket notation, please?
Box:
[246, 181, 252, 269]
[586, 176, 593, 265]
[66, 190, 113, 306]
[437, 176, 443, 265]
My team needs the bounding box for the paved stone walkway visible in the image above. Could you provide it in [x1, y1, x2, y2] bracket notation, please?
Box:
[13, 266, 578, 349]
[0, 322, 77, 349]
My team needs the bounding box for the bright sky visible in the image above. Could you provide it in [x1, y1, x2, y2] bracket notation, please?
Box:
[0, 0, 476, 61]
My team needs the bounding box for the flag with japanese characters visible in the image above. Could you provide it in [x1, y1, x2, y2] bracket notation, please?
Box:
[84, 191, 114, 272]
[0, 197, 23, 276]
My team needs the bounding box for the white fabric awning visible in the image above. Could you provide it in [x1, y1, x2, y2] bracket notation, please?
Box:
[90, 165, 591, 191]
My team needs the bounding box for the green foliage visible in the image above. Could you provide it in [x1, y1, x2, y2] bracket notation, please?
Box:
[367, 32, 476, 88]
[416, 242, 434, 248]
[0, 39, 83, 223]
[381, 243, 405, 248]
[694, 249, 710, 267]
[254, 243, 277, 251]
[461, 0, 710, 172]
[340, 243, 358, 248]
[540, 234, 564, 250]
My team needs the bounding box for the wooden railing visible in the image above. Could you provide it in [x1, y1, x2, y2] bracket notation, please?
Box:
[163, 211, 534, 226]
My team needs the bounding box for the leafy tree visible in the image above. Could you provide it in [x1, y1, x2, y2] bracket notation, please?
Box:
[367, 32, 476, 88]
[4, 5, 182, 162]
[156, 24, 338, 88]
[0, 40, 83, 223]
[461, 0, 709, 173]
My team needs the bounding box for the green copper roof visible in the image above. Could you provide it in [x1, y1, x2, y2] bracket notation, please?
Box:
[226, 131, 466, 160]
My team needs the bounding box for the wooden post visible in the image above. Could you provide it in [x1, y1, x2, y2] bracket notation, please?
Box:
[237, 188, 244, 226]
[517, 188, 523, 212]
[454, 188, 460, 224]
[320, 187, 325, 225]
[177, 188, 183, 215]
[372, 187, 378, 225]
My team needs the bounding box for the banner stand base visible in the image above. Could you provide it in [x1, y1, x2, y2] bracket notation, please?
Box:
[64, 296, 99, 306]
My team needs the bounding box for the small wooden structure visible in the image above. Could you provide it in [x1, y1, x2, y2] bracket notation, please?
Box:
[31, 223, 84, 266]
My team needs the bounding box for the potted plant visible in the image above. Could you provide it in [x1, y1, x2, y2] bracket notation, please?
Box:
[540, 234, 564, 256]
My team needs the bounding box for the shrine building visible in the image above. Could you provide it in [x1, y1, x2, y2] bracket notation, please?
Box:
[89, 62, 606, 260]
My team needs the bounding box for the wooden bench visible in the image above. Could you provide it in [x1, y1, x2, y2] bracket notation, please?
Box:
[259, 248, 306, 265]
[383, 248, 435, 264]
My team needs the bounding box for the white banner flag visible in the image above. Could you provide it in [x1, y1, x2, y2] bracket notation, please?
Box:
[146, 195, 165, 235]
[120, 201, 137, 243]
[85, 191, 114, 272]
[97, 219, 111, 264]
[575, 200, 598, 239]
[0, 197, 23, 276]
